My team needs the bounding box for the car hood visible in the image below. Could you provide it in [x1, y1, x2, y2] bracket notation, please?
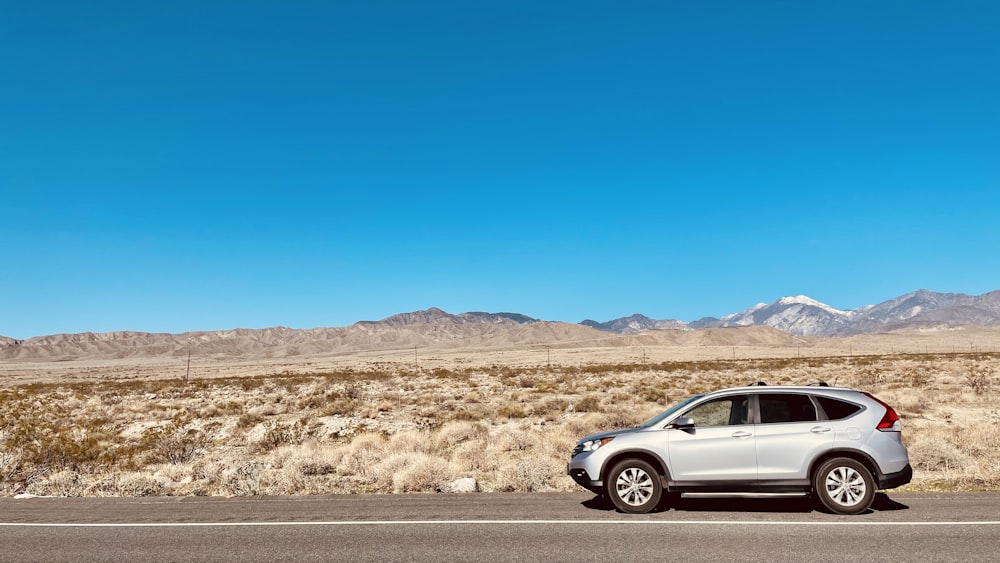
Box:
[577, 426, 642, 444]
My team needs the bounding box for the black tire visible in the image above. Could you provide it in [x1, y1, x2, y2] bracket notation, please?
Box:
[606, 459, 662, 514]
[813, 457, 875, 515]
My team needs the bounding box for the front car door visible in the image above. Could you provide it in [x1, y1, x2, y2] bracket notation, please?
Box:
[667, 394, 757, 485]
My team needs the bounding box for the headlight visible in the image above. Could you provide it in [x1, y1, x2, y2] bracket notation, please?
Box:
[581, 437, 615, 452]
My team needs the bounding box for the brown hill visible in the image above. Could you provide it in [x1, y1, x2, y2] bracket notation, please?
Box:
[0, 320, 808, 363]
[0, 318, 610, 362]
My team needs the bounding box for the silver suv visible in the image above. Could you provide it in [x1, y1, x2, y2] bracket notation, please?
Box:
[567, 384, 912, 514]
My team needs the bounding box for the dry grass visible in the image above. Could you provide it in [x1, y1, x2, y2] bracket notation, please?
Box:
[0, 351, 998, 496]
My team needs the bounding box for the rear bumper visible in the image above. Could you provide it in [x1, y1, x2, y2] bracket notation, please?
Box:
[879, 463, 913, 490]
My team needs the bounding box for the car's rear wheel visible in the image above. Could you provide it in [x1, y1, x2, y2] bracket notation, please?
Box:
[607, 459, 662, 514]
[814, 457, 875, 514]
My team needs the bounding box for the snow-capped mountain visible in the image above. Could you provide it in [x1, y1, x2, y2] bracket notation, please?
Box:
[711, 295, 858, 336]
[587, 290, 1000, 336]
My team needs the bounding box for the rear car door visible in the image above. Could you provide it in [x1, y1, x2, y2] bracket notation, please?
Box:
[753, 392, 835, 483]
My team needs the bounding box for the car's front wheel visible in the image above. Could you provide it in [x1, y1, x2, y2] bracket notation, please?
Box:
[606, 459, 662, 514]
[813, 457, 875, 514]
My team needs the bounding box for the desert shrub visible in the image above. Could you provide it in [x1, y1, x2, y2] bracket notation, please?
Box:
[446, 405, 490, 423]
[906, 368, 932, 388]
[387, 430, 431, 455]
[9, 422, 118, 473]
[225, 462, 263, 496]
[533, 397, 569, 417]
[859, 367, 886, 389]
[320, 398, 360, 416]
[115, 474, 165, 497]
[250, 403, 287, 417]
[888, 389, 931, 416]
[391, 454, 456, 492]
[336, 433, 387, 483]
[372, 452, 412, 490]
[951, 423, 1000, 460]
[517, 375, 537, 388]
[253, 420, 306, 453]
[451, 440, 498, 473]
[142, 424, 204, 464]
[561, 414, 606, 438]
[490, 457, 558, 492]
[489, 427, 536, 453]
[599, 408, 651, 430]
[966, 364, 994, 395]
[198, 404, 222, 418]
[216, 401, 245, 415]
[297, 388, 329, 409]
[342, 384, 362, 400]
[639, 387, 670, 404]
[496, 404, 528, 419]
[27, 470, 87, 497]
[300, 461, 337, 476]
[0, 448, 22, 485]
[909, 438, 971, 473]
[237, 412, 264, 429]
[434, 421, 488, 449]
[573, 396, 601, 412]
[182, 460, 222, 495]
[432, 368, 459, 379]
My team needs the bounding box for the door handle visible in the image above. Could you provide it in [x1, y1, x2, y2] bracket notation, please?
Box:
[810, 426, 832, 434]
[731, 431, 753, 439]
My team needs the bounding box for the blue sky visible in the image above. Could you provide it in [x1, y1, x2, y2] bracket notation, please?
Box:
[2, 1, 998, 338]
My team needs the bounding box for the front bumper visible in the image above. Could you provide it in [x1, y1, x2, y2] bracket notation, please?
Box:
[567, 464, 603, 494]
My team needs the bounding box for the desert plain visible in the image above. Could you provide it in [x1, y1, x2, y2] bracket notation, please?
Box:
[1, 324, 998, 497]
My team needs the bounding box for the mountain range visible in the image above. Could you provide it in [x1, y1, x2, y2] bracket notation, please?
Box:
[2, 289, 999, 361]
[584, 289, 1000, 336]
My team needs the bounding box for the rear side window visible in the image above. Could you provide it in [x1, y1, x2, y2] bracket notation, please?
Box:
[759, 394, 817, 423]
[816, 396, 863, 420]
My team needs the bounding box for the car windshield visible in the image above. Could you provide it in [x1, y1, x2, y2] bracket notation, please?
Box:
[640, 394, 704, 428]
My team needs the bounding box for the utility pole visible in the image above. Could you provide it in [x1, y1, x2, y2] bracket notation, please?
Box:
[185, 346, 191, 383]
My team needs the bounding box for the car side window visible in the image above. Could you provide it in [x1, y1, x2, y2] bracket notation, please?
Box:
[759, 393, 817, 424]
[816, 396, 863, 420]
[684, 396, 749, 427]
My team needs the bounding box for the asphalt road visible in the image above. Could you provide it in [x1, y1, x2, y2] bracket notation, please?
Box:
[2, 492, 999, 562]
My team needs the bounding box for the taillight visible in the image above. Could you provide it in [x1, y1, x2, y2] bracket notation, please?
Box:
[864, 392, 901, 432]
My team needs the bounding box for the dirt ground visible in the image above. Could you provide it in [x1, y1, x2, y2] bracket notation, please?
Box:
[1, 329, 998, 497]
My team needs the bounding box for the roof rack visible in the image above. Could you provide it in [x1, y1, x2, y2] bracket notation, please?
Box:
[747, 381, 768, 386]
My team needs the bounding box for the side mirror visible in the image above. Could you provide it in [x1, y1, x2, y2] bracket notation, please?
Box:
[672, 417, 695, 429]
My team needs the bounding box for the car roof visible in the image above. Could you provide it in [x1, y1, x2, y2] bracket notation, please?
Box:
[705, 385, 861, 396]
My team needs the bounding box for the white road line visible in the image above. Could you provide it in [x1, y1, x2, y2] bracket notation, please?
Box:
[1, 520, 999, 527]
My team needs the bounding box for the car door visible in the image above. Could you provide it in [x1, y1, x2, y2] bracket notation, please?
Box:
[667, 394, 757, 483]
[753, 392, 835, 483]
